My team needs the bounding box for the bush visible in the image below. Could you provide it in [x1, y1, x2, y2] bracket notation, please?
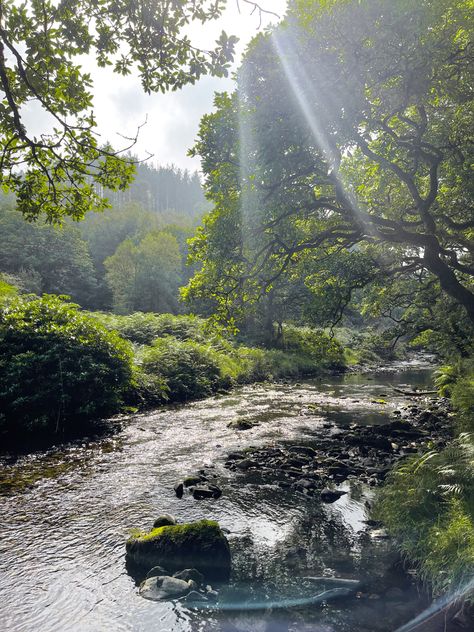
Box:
[0, 295, 134, 439]
[277, 325, 345, 369]
[95, 312, 209, 346]
[140, 337, 231, 402]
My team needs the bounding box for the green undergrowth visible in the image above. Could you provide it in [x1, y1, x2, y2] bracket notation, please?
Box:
[376, 359, 474, 601]
[0, 298, 346, 442]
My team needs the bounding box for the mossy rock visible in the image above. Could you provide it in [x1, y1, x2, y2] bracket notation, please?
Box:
[126, 519, 231, 581]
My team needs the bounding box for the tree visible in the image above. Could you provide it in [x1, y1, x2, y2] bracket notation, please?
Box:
[104, 230, 182, 314]
[185, 0, 474, 325]
[0, 0, 239, 222]
[0, 195, 98, 306]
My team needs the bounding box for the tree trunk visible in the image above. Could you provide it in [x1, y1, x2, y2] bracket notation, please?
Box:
[424, 247, 474, 324]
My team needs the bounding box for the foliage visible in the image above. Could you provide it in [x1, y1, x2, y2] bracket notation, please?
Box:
[0, 273, 18, 302]
[186, 0, 474, 328]
[376, 433, 474, 597]
[140, 337, 231, 402]
[0, 295, 133, 439]
[0, 0, 237, 221]
[0, 197, 98, 306]
[276, 325, 345, 368]
[96, 312, 209, 346]
[104, 230, 182, 314]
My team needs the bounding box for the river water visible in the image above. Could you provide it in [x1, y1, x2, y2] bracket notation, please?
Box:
[0, 359, 436, 632]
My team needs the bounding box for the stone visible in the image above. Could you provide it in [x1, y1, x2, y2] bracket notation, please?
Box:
[126, 519, 232, 581]
[192, 485, 222, 500]
[288, 445, 317, 457]
[320, 488, 347, 503]
[153, 514, 177, 528]
[183, 476, 203, 487]
[174, 482, 184, 498]
[139, 575, 192, 601]
[173, 568, 204, 585]
[146, 565, 169, 579]
[235, 459, 257, 470]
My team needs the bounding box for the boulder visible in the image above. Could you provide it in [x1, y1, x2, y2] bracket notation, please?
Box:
[126, 519, 231, 581]
[192, 485, 222, 500]
[139, 575, 192, 601]
[183, 475, 203, 488]
[146, 565, 169, 579]
[174, 482, 184, 498]
[173, 568, 204, 585]
[320, 488, 347, 503]
[153, 514, 177, 528]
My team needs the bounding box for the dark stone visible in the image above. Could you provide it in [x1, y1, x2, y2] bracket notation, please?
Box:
[288, 445, 317, 457]
[183, 476, 203, 488]
[174, 482, 184, 499]
[320, 488, 347, 503]
[153, 514, 177, 528]
[235, 459, 257, 470]
[146, 565, 169, 579]
[192, 485, 222, 500]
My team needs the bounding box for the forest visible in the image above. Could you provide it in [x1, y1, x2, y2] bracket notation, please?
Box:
[0, 1, 472, 631]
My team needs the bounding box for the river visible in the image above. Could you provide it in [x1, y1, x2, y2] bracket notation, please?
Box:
[0, 358, 437, 632]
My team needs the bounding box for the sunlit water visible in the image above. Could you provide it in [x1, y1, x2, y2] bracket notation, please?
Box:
[0, 359, 436, 632]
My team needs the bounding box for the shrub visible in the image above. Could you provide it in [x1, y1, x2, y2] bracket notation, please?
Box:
[95, 312, 209, 346]
[141, 337, 231, 402]
[277, 325, 345, 368]
[0, 295, 133, 439]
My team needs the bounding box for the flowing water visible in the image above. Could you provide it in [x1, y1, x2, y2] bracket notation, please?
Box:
[0, 358, 436, 632]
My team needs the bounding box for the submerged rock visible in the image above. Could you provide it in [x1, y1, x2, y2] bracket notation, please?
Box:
[192, 484, 222, 500]
[126, 519, 231, 581]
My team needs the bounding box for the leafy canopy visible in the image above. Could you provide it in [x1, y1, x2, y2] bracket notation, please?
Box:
[0, 0, 238, 222]
[185, 0, 474, 327]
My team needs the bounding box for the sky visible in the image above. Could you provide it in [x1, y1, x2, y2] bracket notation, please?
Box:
[89, 1, 288, 173]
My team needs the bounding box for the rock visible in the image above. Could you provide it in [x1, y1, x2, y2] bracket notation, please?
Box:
[139, 575, 192, 601]
[126, 519, 232, 581]
[146, 565, 169, 579]
[183, 476, 203, 487]
[295, 478, 316, 490]
[320, 488, 347, 503]
[192, 485, 222, 500]
[153, 514, 177, 528]
[227, 419, 254, 430]
[288, 446, 317, 457]
[227, 452, 245, 460]
[235, 459, 257, 470]
[173, 568, 204, 585]
[174, 482, 184, 499]
[206, 588, 219, 602]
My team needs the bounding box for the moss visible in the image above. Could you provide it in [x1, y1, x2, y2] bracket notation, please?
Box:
[131, 520, 220, 543]
[126, 519, 231, 581]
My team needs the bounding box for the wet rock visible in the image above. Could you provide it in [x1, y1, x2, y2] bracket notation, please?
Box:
[295, 478, 317, 490]
[320, 488, 347, 503]
[126, 519, 231, 581]
[227, 419, 254, 430]
[153, 514, 177, 528]
[192, 484, 222, 500]
[173, 568, 204, 585]
[183, 475, 203, 487]
[174, 482, 184, 499]
[288, 446, 317, 457]
[235, 459, 257, 470]
[227, 452, 245, 460]
[139, 575, 192, 601]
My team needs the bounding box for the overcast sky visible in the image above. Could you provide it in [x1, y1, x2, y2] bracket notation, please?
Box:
[90, 1, 288, 173]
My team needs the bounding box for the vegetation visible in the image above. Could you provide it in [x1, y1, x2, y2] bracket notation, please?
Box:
[0, 295, 133, 441]
[0, 0, 237, 221]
